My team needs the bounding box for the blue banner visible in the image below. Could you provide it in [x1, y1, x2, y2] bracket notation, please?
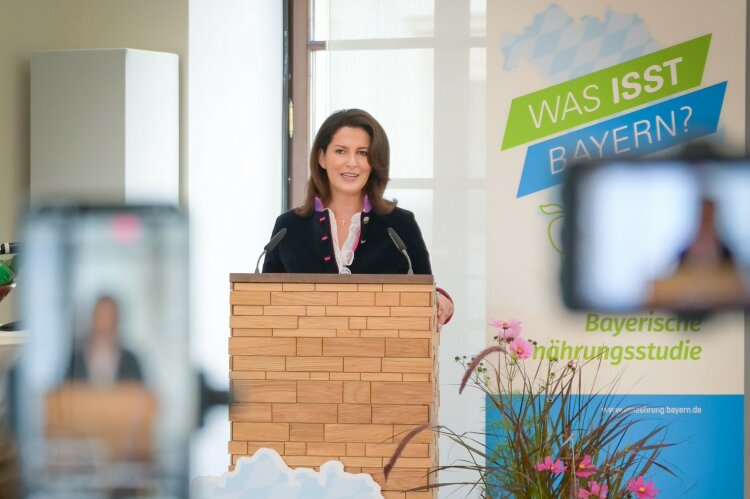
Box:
[486, 393, 743, 498]
[517, 82, 728, 197]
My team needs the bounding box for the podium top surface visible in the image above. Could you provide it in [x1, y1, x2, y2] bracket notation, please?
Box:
[231, 273, 434, 284]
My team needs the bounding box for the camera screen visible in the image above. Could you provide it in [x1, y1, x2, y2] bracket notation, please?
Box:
[563, 161, 750, 312]
[15, 206, 193, 498]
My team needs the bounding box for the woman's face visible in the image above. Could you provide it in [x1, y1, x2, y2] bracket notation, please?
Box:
[91, 299, 119, 345]
[318, 126, 372, 200]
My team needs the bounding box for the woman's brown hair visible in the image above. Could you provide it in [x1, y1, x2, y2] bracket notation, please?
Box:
[296, 108, 395, 216]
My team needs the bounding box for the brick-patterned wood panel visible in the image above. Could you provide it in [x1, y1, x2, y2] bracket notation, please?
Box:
[229, 274, 438, 497]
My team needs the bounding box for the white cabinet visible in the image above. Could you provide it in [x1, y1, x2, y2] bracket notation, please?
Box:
[31, 49, 179, 204]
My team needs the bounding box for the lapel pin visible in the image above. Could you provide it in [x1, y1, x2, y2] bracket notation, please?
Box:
[363, 216, 369, 224]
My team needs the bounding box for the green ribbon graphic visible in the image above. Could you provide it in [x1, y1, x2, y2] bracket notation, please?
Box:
[502, 34, 711, 150]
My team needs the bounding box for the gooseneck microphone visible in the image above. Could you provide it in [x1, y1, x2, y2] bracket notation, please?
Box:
[387, 228, 413, 275]
[254, 228, 287, 273]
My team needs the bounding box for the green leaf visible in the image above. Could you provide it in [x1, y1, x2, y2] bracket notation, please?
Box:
[539, 204, 563, 216]
[0, 260, 14, 286]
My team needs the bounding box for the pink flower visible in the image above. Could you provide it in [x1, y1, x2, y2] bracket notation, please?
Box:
[534, 456, 567, 474]
[577, 481, 608, 498]
[575, 454, 597, 477]
[628, 476, 659, 499]
[489, 319, 522, 341]
[508, 337, 534, 359]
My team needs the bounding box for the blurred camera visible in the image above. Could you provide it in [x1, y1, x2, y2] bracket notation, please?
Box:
[561, 151, 750, 314]
[10, 205, 195, 498]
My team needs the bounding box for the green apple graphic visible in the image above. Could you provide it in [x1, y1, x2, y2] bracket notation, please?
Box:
[540, 204, 563, 254]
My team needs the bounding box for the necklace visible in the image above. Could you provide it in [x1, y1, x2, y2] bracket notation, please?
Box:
[333, 212, 353, 226]
[329, 205, 360, 227]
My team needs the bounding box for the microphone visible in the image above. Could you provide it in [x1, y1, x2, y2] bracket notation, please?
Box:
[387, 228, 413, 275]
[0, 242, 19, 255]
[254, 228, 287, 273]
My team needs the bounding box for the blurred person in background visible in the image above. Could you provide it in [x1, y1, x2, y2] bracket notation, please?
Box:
[66, 295, 143, 384]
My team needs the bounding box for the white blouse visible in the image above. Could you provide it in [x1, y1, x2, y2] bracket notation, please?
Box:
[327, 209, 362, 274]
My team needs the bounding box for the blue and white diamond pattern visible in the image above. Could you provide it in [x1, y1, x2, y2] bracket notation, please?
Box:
[502, 4, 662, 83]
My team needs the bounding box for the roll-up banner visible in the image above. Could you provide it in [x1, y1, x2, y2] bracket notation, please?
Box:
[487, 3, 745, 497]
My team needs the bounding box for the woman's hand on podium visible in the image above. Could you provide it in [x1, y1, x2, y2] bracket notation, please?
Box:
[436, 292, 454, 332]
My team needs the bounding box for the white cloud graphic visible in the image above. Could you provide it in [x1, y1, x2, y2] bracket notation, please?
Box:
[191, 448, 383, 499]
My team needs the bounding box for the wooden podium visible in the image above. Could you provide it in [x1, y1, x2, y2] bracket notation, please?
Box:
[228, 273, 439, 498]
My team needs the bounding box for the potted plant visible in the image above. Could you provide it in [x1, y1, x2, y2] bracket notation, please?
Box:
[385, 319, 673, 498]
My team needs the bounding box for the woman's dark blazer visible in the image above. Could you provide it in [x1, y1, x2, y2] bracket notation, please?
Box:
[262, 206, 432, 275]
[66, 348, 144, 382]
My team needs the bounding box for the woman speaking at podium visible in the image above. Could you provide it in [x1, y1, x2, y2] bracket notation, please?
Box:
[263, 109, 453, 330]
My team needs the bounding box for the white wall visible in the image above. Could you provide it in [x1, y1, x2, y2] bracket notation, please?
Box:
[188, 0, 283, 476]
[188, 0, 282, 390]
